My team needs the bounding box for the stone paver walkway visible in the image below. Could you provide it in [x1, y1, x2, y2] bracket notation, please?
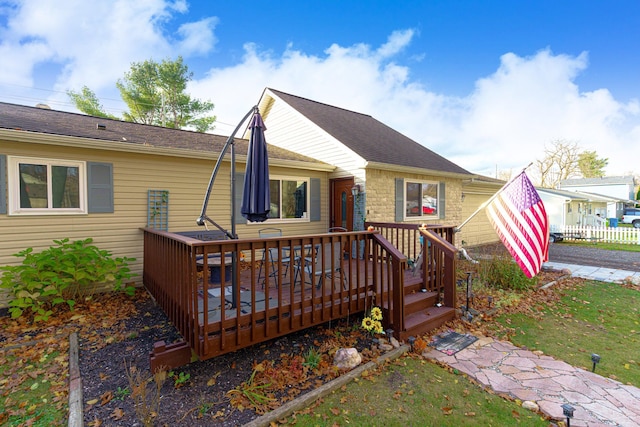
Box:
[543, 262, 640, 284]
[425, 337, 640, 426]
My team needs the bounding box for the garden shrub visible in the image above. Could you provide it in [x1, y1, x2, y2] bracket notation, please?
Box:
[0, 238, 136, 321]
[478, 256, 538, 291]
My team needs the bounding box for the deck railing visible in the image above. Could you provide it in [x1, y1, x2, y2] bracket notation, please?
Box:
[365, 221, 458, 309]
[143, 228, 402, 361]
[142, 223, 457, 362]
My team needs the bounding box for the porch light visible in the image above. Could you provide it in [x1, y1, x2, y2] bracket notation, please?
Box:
[408, 336, 416, 351]
[351, 184, 361, 197]
[591, 353, 601, 372]
[561, 403, 575, 427]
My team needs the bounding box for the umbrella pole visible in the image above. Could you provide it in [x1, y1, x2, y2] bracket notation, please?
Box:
[196, 105, 258, 237]
[196, 105, 258, 309]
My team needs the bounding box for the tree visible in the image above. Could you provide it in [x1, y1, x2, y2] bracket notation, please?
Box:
[577, 151, 608, 178]
[66, 86, 118, 120]
[68, 57, 216, 132]
[535, 140, 581, 188]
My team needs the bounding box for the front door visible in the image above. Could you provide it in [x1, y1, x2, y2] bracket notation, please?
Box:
[330, 178, 355, 231]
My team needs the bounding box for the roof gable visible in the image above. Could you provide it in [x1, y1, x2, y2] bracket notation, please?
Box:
[266, 89, 471, 176]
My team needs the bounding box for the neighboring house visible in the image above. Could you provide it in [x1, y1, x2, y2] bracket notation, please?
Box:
[254, 88, 492, 248]
[558, 176, 637, 218]
[537, 187, 613, 231]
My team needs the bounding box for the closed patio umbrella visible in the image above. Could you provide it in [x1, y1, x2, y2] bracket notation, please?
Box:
[241, 109, 271, 222]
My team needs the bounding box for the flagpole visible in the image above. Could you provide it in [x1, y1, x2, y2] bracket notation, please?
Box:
[455, 162, 533, 232]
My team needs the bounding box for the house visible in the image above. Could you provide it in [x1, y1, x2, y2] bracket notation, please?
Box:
[1, 90, 500, 309]
[558, 176, 637, 218]
[0, 101, 335, 304]
[537, 187, 612, 230]
[458, 175, 505, 247]
[1, 93, 507, 362]
[254, 88, 496, 248]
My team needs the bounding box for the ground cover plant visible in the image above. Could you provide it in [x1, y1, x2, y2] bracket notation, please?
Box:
[492, 279, 640, 386]
[283, 356, 550, 426]
[0, 238, 135, 322]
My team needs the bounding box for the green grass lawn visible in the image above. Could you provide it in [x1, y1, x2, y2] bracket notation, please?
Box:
[495, 280, 640, 386]
[284, 357, 549, 426]
[0, 351, 67, 426]
[558, 240, 640, 252]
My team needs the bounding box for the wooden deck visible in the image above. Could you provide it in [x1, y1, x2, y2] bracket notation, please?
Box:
[143, 223, 458, 371]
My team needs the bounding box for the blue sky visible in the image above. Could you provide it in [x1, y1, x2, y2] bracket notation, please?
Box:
[1, 0, 639, 178]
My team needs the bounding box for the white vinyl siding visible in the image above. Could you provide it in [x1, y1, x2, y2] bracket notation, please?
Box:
[261, 93, 365, 182]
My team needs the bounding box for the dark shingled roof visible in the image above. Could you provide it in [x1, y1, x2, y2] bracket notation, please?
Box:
[0, 101, 318, 163]
[269, 89, 472, 176]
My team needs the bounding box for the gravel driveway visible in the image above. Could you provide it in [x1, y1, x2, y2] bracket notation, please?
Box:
[548, 243, 640, 272]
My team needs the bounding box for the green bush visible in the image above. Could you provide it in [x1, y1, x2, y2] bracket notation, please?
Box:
[0, 238, 136, 321]
[478, 256, 538, 291]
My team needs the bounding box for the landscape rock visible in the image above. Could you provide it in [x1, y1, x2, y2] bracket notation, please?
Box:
[522, 401, 539, 412]
[333, 348, 362, 370]
[378, 342, 393, 352]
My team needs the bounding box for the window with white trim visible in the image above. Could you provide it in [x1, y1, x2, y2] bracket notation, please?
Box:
[268, 177, 308, 221]
[8, 156, 86, 215]
[405, 180, 439, 219]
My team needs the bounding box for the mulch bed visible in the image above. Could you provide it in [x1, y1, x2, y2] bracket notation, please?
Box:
[79, 290, 383, 426]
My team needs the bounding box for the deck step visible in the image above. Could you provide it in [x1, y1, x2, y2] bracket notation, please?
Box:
[403, 290, 438, 315]
[400, 306, 456, 341]
[402, 272, 423, 293]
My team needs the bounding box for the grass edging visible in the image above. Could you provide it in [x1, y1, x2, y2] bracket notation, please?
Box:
[68, 332, 83, 427]
[244, 344, 410, 427]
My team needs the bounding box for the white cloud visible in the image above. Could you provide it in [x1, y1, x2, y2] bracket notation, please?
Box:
[0, 0, 217, 113]
[195, 40, 639, 177]
[176, 17, 218, 56]
[1, 4, 638, 177]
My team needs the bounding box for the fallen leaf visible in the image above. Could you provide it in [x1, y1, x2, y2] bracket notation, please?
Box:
[330, 407, 340, 416]
[100, 391, 113, 405]
[207, 372, 221, 386]
[111, 408, 124, 420]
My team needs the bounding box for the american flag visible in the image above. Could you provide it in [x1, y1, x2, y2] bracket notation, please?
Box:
[486, 171, 549, 278]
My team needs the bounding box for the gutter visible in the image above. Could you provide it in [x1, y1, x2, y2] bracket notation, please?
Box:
[0, 129, 335, 172]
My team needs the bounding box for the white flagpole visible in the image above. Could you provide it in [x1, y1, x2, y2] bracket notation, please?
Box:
[455, 162, 533, 232]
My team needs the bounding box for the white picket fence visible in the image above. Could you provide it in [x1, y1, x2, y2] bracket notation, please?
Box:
[559, 225, 640, 245]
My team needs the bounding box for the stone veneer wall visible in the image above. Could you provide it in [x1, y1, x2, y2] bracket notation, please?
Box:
[363, 169, 464, 245]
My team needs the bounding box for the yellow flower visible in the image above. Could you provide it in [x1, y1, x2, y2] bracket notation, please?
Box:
[370, 306, 383, 321]
[372, 320, 384, 334]
[361, 317, 374, 331]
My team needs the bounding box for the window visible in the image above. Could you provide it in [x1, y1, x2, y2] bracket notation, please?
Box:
[405, 180, 439, 219]
[268, 177, 308, 220]
[8, 156, 86, 215]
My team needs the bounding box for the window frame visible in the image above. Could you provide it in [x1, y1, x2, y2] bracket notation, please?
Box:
[252, 175, 310, 224]
[7, 156, 87, 215]
[403, 179, 440, 220]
